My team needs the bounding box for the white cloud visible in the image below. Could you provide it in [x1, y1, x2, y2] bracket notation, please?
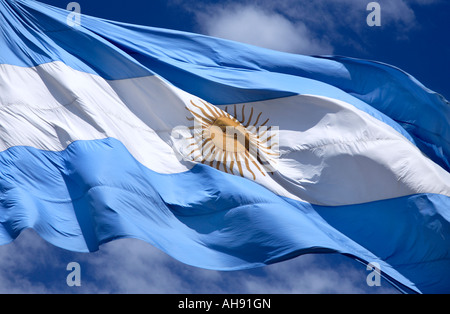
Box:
[380, 0, 416, 27]
[197, 4, 333, 55]
[0, 230, 54, 293]
[0, 229, 399, 294]
[406, 0, 441, 5]
[177, 0, 441, 54]
[254, 0, 430, 28]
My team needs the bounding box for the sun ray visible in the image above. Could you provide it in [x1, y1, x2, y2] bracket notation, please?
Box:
[229, 158, 235, 174]
[210, 103, 225, 118]
[224, 111, 235, 120]
[255, 143, 279, 155]
[201, 137, 212, 148]
[202, 139, 213, 149]
[258, 118, 270, 130]
[254, 112, 262, 126]
[223, 151, 228, 173]
[217, 151, 227, 172]
[203, 145, 215, 161]
[192, 154, 203, 162]
[247, 151, 266, 177]
[245, 107, 254, 127]
[201, 100, 223, 118]
[250, 143, 276, 163]
[188, 105, 215, 125]
[190, 100, 217, 122]
[235, 152, 244, 177]
[260, 133, 277, 145]
[244, 151, 256, 180]
[211, 147, 220, 162]
[187, 108, 215, 125]
[256, 153, 272, 172]
[246, 112, 261, 134]
[259, 151, 279, 157]
[257, 126, 272, 138]
[187, 146, 201, 156]
[215, 150, 222, 168]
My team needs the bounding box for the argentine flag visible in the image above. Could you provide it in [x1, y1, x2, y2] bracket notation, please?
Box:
[1, 0, 449, 293]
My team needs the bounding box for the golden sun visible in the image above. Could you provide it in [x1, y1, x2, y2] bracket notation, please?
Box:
[184, 99, 278, 180]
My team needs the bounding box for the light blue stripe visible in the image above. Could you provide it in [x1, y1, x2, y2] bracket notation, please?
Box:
[0, 0, 153, 79]
[1, 137, 449, 293]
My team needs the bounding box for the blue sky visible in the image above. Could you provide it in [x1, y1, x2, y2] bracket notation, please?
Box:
[1, 0, 449, 294]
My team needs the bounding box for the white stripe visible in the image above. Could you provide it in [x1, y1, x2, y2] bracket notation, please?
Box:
[1, 62, 449, 206]
[227, 95, 450, 205]
[0, 61, 192, 173]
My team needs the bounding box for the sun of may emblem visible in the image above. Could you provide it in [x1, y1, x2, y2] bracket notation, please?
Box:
[183, 99, 279, 180]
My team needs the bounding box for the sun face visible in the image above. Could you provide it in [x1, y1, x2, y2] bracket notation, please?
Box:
[183, 99, 279, 180]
